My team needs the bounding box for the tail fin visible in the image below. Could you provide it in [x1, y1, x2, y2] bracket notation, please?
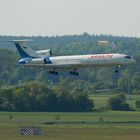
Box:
[9, 40, 39, 58]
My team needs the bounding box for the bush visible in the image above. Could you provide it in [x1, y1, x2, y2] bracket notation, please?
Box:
[107, 94, 130, 111]
[136, 100, 140, 108]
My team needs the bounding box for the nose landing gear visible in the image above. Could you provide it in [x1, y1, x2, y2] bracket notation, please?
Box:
[114, 69, 119, 73]
[114, 65, 120, 73]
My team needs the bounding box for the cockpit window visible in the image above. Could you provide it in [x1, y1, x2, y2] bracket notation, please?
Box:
[124, 56, 131, 59]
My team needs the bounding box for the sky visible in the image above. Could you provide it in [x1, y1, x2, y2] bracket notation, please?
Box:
[0, 0, 140, 37]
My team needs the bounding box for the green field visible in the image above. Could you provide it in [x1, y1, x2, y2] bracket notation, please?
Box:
[89, 94, 140, 109]
[0, 111, 140, 140]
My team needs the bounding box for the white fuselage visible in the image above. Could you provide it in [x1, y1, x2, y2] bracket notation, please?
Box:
[29, 53, 135, 68]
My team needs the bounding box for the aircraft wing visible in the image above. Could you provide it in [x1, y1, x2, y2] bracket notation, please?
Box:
[16, 63, 85, 70]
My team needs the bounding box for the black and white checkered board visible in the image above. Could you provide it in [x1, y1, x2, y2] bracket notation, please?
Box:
[19, 126, 42, 136]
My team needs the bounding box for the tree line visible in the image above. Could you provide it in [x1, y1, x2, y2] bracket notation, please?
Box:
[0, 80, 132, 112]
[0, 81, 94, 112]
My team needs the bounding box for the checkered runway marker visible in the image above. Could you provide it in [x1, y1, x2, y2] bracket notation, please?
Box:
[19, 126, 43, 136]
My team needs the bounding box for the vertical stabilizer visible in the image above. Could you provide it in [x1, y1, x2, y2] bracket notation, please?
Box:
[10, 40, 39, 58]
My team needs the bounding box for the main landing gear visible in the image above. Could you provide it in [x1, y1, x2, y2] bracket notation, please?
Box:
[69, 69, 79, 76]
[49, 70, 58, 75]
[49, 70, 79, 76]
[69, 71, 79, 76]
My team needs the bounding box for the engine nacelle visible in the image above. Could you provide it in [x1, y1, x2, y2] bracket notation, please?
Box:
[36, 49, 52, 57]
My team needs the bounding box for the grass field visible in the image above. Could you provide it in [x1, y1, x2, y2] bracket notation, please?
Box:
[89, 94, 140, 109]
[1, 111, 140, 140]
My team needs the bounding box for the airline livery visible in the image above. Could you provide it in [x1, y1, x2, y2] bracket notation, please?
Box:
[9, 40, 135, 75]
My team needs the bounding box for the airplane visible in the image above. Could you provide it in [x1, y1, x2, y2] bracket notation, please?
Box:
[8, 40, 135, 75]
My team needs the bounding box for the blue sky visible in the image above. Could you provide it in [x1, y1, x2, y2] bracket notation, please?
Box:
[0, 0, 140, 37]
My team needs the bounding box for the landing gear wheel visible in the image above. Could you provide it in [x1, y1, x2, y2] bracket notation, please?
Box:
[49, 71, 58, 75]
[114, 65, 120, 73]
[69, 71, 79, 76]
[115, 69, 119, 73]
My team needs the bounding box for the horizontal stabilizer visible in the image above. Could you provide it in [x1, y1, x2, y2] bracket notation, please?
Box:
[5, 39, 32, 43]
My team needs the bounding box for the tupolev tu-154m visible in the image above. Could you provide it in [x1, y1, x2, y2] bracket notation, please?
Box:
[8, 40, 135, 75]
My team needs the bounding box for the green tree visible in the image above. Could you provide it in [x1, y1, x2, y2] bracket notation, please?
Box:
[118, 78, 128, 91]
[0, 89, 14, 111]
[131, 74, 140, 89]
[107, 94, 130, 111]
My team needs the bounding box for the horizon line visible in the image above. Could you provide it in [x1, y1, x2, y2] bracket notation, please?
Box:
[0, 33, 139, 39]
